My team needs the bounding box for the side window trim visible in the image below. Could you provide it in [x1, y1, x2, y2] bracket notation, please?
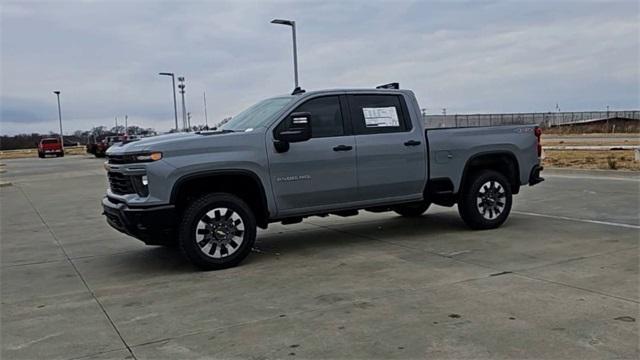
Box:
[339, 94, 353, 136]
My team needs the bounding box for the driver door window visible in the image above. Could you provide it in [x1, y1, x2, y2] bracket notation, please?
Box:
[277, 96, 345, 138]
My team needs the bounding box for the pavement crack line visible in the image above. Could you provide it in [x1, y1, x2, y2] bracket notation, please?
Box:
[17, 185, 138, 360]
[305, 220, 640, 305]
[513, 210, 640, 229]
[2, 249, 143, 269]
[512, 273, 639, 304]
[508, 246, 639, 273]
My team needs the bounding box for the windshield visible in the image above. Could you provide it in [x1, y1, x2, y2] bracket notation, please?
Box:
[220, 97, 293, 131]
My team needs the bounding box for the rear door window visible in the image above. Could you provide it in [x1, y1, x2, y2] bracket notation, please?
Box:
[348, 95, 411, 135]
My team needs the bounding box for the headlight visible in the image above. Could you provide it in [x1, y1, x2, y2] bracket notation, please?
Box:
[135, 152, 162, 162]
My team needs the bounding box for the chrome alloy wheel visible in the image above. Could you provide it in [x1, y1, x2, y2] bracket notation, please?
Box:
[195, 208, 245, 259]
[476, 181, 506, 220]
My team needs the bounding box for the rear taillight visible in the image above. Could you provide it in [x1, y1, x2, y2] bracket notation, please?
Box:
[534, 127, 542, 157]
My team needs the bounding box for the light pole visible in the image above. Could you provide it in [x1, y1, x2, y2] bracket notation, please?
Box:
[53, 91, 63, 145]
[159, 72, 179, 131]
[178, 77, 187, 131]
[271, 18, 299, 90]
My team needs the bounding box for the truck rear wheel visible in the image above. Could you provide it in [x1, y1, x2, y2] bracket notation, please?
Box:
[393, 202, 430, 217]
[458, 170, 512, 230]
[178, 193, 256, 270]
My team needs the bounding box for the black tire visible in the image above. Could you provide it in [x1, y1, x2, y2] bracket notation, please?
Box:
[458, 170, 512, 230]
[38, 152, 44, 158]
[393, 201, 431, 217]
[178, 193, 256, 270]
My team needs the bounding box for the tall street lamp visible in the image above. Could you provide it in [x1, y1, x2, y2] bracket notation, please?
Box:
[271, 18, 300, 90]
[159, 72, 179, 131]
[53, 91, 63, 145]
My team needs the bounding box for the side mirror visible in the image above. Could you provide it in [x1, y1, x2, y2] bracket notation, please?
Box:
[275, 112, 312, 143]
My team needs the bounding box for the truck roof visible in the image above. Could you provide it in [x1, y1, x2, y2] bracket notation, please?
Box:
[286, 87, 412, 98]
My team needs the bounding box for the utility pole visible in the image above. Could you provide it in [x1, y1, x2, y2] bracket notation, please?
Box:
[203, 91, 209, 128]
[442, 108, 447, 116]
[187, 112, 192, 130]
[178, 77, 187, 131]
[124, 115, 128, 136]
[53, 91, 63, 145]
[115, 116, 118, 133]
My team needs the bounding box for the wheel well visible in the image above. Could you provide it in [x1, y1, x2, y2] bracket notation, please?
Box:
[461, 152, 520, 194]
[172, 172, 269, 228]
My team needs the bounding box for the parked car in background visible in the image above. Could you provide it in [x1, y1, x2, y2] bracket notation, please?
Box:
[94, 135, 124, 158]
[86, 135, 101, 155]
[93, 135, 144, 158]
[37, 137, 64, 158]
[103, 83, 544, 270]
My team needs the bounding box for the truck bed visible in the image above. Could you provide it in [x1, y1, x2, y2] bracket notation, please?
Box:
[426, 125, 540, 192]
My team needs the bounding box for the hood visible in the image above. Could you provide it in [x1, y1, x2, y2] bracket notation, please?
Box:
[106, 132, 195, 154]
[105, 130, 264, 156]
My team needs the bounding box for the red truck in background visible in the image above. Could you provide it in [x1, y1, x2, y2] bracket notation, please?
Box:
[37, 138, 64, 158]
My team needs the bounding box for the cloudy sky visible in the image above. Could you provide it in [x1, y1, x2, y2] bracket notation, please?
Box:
[1, 0, 638, 135]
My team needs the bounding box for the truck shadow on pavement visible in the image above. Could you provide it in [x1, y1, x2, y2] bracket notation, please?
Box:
[107, 211, 489, 273]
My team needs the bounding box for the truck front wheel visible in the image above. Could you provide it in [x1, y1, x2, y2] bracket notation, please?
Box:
[458, 170, 512, 230]
[178, 193, 256, 270]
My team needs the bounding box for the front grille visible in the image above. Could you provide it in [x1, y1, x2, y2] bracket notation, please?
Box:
[107, 154, 133, 164]
[107, 172, 135, 195]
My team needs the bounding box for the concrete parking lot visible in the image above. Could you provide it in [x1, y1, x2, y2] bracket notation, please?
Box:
[1, 156, 638, 359]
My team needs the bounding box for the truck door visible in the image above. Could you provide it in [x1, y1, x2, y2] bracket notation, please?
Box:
[347, 94, 426, 202]
[267, 95, 358, 215]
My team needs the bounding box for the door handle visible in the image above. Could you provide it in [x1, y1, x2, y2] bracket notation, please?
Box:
[333, 145, 353, 152]
[404, 140, 421, 146]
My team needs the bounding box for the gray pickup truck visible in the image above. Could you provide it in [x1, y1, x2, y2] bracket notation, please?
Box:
[103, 84, 544, 270]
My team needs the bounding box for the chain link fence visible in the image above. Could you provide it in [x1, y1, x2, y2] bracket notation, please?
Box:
[424, 111, 640, 129]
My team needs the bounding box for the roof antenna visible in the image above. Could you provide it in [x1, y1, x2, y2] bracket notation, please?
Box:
[291, 86, 306, 95]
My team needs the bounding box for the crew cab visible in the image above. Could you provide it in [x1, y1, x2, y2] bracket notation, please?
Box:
[38, 137, 64, 158]
[103, 85, 543, 270]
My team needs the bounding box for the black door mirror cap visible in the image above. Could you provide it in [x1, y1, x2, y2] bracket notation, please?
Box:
[275, 112, 312, 143]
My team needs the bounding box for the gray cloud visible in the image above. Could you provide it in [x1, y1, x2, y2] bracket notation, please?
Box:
[1, 0, 638, 135]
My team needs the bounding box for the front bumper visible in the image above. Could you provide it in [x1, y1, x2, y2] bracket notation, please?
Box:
[102, 197, 177, 245]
